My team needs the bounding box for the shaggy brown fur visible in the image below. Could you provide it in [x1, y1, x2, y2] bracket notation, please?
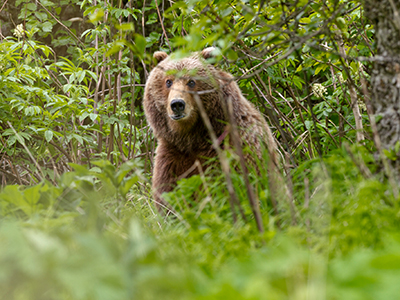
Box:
[143, 48, 278, 212]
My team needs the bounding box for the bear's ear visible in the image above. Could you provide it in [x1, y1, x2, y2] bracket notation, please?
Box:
[201, 47, 218, 60]
[153, 51, 168, 63]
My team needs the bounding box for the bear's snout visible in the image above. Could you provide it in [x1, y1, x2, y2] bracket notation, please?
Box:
[170, 99, 186, 120]
[171, 99, 185, 113]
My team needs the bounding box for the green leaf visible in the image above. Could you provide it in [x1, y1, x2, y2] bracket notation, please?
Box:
[395, 141, 400, 154]
[42, 21, 53, 33]
[134, 34, 146, 55]
[383, 149, 397, 161]
[119, 175, 139, 198]
[292, 75, 304, 89]
[23, 184, 42, 207]
[116, 23, 134, 31]
[305, 120, 313, 130]
[0, 185, 22, 204]
[226, 49, 238, 60]
[89, 8, 104, 23]
[45, 130, 54, 142]
[315, 64, 326, 75]
[26, 3, 37, 10]
[106, 41, 124, 57]
[77, 70, 85, 83]
[72, 134, 84, 145]
[7, 135, 17, 147]
[63, 84, 72, 93]
[89, 113, 98, 122]
[79, 112, 89, 122]
[35, 12, 47, 21]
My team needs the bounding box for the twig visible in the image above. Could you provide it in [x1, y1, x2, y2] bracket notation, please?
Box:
[155, 0, 171, 51]
[240, 51, 282, 78]
[335, 30, 365, 142]
[193, 93, 246, 223]
[0, 0, 9, 14]
[227, 97, 264, 232]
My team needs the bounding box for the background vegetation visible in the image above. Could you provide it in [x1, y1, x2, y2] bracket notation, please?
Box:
[1, 0, 400, 299]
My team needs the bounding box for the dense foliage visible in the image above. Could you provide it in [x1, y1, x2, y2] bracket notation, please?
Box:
[1, 0, 400, 299]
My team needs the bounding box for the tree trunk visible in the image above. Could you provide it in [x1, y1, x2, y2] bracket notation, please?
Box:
[364, 0, 400, 177]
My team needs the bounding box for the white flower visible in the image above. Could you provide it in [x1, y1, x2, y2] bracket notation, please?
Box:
[266, 44, 275, 51]
[358, 100, 366, 112]
[13, 24, 25, 38]
[312, 83, 327, 98]
[337, 73, 344, 84]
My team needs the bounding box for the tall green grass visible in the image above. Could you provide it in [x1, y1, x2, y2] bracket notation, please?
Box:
[1, 144, 400, 300]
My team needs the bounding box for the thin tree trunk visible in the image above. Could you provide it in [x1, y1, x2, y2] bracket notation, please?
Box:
[364, 0, 400, 178]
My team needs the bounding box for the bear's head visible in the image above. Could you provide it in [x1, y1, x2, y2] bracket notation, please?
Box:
[144, 48, 228, 150]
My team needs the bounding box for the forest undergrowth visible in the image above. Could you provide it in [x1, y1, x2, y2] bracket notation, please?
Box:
[1, 0, 400, 299]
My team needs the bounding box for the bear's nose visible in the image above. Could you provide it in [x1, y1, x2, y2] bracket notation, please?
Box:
[170, 99, 186, 114]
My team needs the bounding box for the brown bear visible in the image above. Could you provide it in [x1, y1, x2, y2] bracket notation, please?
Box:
[143, 48, 278, 213]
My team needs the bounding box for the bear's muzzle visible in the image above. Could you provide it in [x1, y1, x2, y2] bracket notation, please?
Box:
[170, 99, 186, 120]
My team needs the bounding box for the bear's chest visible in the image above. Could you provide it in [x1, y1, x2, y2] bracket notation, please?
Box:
[157, 143, 217, 179]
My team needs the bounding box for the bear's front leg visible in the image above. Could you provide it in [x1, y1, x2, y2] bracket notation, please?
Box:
[152, 151, 175, 214]
[151, 141, 198, 214]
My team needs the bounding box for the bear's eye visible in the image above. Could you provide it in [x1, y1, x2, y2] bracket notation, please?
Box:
[187, 80, 196, 88]
[166, 79, 173, 88]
